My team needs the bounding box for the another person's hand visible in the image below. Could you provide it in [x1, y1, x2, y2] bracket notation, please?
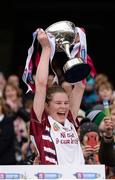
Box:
[82, 145, 94, 158]
[93, 144, 100, 153]
[82, 144, 100, 164]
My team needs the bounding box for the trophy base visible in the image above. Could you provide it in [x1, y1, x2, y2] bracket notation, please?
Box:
[63, 58, 91, 84]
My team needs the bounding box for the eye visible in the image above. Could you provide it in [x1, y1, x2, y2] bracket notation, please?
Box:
[65, 102, 69, 105]
[56, 102, 61, 105]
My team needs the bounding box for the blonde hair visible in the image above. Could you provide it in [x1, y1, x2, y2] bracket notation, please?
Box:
[0, 97, 9, 114]
[110, 104, 115, 112]
[95, 81, 113, 93]
[95, 73, 108, 84]
[3, 82, 22, 99]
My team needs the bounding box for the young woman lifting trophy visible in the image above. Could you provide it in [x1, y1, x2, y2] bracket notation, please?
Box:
[22, 21, 91, 165]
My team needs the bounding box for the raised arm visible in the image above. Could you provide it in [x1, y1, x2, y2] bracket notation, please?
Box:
[62, 80, 85, 121]
[69, 81, 85, 121]
[33, 30, 51, 122]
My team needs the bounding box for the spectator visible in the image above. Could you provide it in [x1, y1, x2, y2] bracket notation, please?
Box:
[98, 116, 115, 178]
[82, 76, 99, 111]
[7, 74, 24, 102]
[95, 81, 113, 104]
[95, 73, 108, 90]
[86, 109, 106, 130]
[110, 104, 115, 129]
[8, 74, 20, 88]
[3, 83, 23, 113]
[13, 112, 29, 164]
[79, 121, 100, 164]
[0, 97, 16, 165]
[0, 72, 7, 97]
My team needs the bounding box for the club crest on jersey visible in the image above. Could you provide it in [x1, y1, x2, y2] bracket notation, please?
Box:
[53, 122, 60, 131]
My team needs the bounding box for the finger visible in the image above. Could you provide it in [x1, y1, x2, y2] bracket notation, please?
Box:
[84, 145, 93, 148]
[85, 147, 94, 152]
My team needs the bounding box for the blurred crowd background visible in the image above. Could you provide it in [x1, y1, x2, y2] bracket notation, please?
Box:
[0, 70, 115, 178]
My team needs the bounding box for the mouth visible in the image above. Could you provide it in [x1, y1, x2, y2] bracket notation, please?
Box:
[57, 112, 66, 118]
[57, 112, 66, 115]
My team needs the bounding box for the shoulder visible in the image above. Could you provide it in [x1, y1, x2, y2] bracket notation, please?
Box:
[30, 107, 48, 126]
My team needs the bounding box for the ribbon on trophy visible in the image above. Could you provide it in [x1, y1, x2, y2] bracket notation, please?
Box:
[71, 27, 87, 62]
[22, 28, 56, 93]
[22, 22, 94, 93]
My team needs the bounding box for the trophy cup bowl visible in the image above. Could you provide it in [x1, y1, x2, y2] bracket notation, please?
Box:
[46, 21, 90, 84]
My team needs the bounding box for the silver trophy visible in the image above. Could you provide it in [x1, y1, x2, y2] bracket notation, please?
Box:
[46, 21, 90, 84]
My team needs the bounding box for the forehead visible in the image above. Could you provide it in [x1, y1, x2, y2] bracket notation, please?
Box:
[99, 84, 112, 91]
[5, 85, 16, 91]
[52, 92, 69, 101]
[9, 75, 18, 81]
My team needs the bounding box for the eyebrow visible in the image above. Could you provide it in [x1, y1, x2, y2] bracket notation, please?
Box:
[53, 100, 69, 103]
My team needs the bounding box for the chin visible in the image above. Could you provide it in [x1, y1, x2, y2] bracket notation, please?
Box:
[51, 114, 66, 124]
[57, 118, 65, 124]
